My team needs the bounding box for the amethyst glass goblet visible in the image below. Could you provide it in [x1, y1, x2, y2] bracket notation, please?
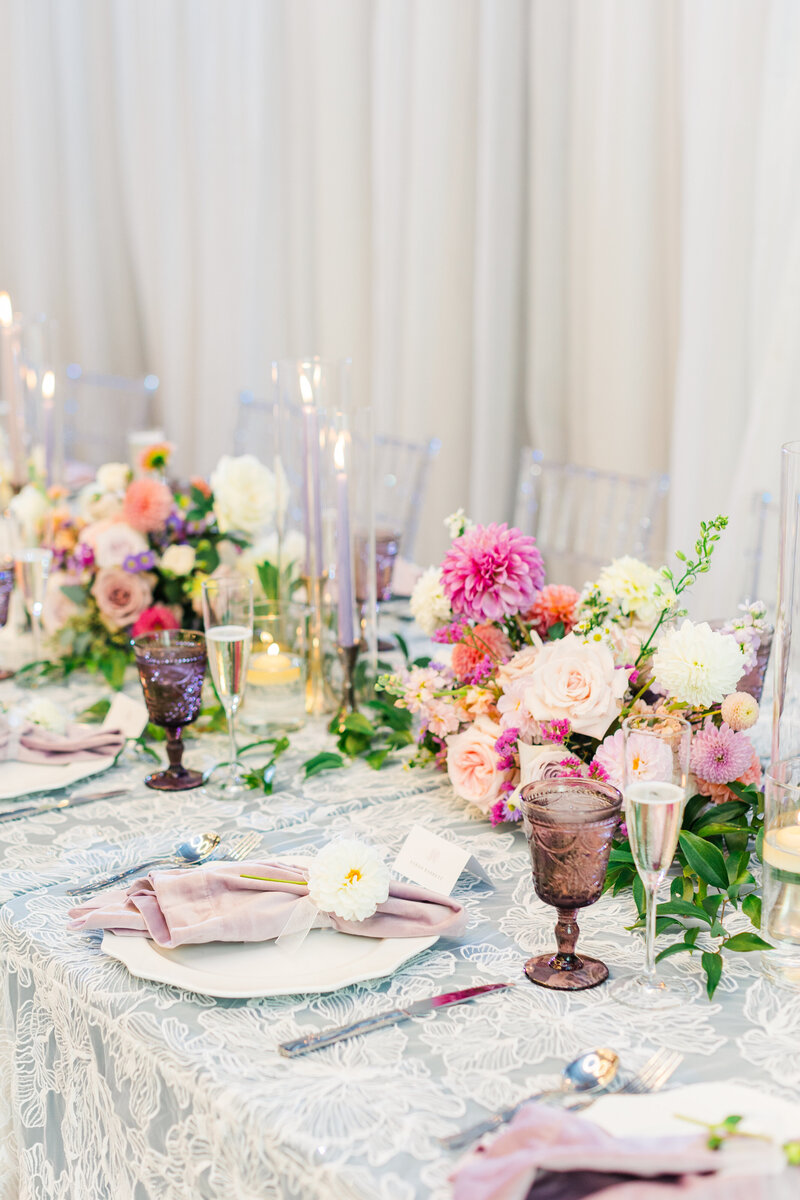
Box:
[520, 778, 622, 990]
[0, 558, 15, 680]
[133, 630, 207, 791]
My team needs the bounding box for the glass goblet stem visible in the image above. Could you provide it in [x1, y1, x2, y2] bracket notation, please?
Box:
[644, 879, 659, 984]
[165, 726, 188, 779]
[553, 908, 581, 971]
[225, 703, 238, 781]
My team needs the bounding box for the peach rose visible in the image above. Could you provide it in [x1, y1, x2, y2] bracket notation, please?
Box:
[523, 633, 629, 739]
[496, 640, 543, 692]
[446, 716, 507, 813]
[91, 567, 153, 631]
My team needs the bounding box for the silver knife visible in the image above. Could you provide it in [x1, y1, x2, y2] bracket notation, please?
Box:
[0, 788, 132, 824]
[278, 981, 514, 1058]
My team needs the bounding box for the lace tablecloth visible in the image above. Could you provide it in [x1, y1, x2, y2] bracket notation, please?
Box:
[0, 674, 798, 1200]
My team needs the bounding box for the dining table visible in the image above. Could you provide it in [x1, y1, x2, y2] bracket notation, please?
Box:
[0, 663, 799, 1200]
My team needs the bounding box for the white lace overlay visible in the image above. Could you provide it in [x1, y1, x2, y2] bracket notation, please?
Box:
[0, 674, 795, 1200]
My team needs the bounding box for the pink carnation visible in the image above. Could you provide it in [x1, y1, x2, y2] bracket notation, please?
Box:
[123, 477, 174, 534]
[441, 523, 544, 622]
[690, 719, 753, 785]
[132, 605, 181, 637]
[451, 623, 511, 682]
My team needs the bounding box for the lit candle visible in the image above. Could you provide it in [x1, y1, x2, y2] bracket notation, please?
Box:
[0, 292, 25, 487]
[299, 373, 324, 577]
[764, 822, 800, 875]
[248, 640, 302, 686]
[334, 431, 355, 646]
[40, 370, 55, 485]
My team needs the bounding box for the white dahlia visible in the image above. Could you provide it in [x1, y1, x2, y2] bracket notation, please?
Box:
[307, 839, 390, 922]
[652, 620, 744, 708]
[410, 566, 452, 635]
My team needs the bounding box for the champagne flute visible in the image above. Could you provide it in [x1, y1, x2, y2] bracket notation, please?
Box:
[15, 547, 53, 662]
[612, 713, 694, 1009]
[201, 576, 254, 798]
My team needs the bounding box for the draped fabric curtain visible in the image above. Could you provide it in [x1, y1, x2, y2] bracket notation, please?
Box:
[0, 0, 798, 586]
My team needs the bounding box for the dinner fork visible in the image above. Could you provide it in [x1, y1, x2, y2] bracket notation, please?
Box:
[441, 1048, 683, 1152]
[566, 1047, 683, 1112]
[66, 830, 263, 897]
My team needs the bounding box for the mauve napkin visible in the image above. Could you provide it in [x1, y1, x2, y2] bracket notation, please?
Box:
[0, 716, 126, 764]
[68, 859, 467, 947]
[452, 1104, 775, 1200]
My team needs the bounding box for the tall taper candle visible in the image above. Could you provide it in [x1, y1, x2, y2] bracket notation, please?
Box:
[334, 431, 355, 646]
[299, 372, 324, 577]
[0, 293, 25, 487]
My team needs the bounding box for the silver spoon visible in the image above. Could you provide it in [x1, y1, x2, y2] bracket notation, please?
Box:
[440, 1048, 619, 1152]
[65, 831, 222, 897]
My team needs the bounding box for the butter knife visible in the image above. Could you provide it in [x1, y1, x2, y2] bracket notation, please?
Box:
[278, 981, 514, 1058]
[0, 788, 132, 824]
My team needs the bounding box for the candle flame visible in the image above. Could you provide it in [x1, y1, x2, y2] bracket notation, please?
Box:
[299, 373, 313, 405]
[42, 370, 55, 400]
[0, 293, 12, 327]
[267, 641, 280, 657]
[334, 432, 346, 472]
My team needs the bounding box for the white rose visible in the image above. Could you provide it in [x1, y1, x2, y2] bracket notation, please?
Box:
[523, 633, 629, 739]
[445, 716, 506, 813]
[211, 455, 278, 536]
[160, 544, 196, 576]
[82, 520, 148, 568]
[77, 484, 124, 522]
[96, 462, 131, 493]
[9, 484, 49, 543]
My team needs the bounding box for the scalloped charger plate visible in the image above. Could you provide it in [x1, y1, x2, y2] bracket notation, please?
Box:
[101, 855, 440, 998]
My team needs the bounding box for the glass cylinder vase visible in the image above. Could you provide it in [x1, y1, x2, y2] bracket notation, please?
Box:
[773, 442, 800, 763]
[761, 758, 800, 988]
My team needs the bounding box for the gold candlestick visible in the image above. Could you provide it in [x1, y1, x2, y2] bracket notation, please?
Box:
[334, 642, 360, 733]
[303, 573, 336, 716]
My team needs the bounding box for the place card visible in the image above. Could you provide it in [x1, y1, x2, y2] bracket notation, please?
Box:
[394, 824, 492, 896]
[102, 692, 148, 740]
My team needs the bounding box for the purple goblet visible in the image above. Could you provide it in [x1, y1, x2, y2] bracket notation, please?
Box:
[520, 778, 622, 990]
[133, 630, 207, 791]
[0, 559, 15, 679]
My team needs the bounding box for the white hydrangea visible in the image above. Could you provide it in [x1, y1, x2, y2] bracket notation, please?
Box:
[307, 838, 390, 922]
[652, 619, 744, 708]
[410, 566, 452, 635]
[595, 556, 665, 626]
[22, 697, 69, 735]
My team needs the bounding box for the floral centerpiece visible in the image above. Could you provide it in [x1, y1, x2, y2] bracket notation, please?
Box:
[12, 448, 294, 687]
[382, 512, 773, 996]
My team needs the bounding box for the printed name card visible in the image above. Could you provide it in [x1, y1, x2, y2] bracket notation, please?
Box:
[102, 692, 148, 740]
[394, 824, 492, 896]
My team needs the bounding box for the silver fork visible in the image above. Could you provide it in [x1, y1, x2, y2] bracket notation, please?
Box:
[67, 830, 262, 897]
[441, 1048, 683, 1152]
[567, 1048, 684, 1112]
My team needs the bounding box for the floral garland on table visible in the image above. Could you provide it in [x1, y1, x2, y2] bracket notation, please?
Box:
[381, 511, 774, 997]
[12, 446, 298, 688]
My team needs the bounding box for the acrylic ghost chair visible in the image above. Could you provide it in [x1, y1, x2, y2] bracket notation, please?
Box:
[513, 448, 670, 592]
[62, 364, 159, 486]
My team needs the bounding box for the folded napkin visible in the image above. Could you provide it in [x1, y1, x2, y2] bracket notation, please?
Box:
[452, 1104, 778, 1200]
[0, 716, 126, 764]
[68, 859, 467, 947]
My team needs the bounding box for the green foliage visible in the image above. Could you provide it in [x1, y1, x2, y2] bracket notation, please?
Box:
[241, 736, 290, 793]
[299, 684, 416, 778]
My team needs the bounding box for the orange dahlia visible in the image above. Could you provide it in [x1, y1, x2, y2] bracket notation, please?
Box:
[525, 584, 580, 638]
[451, 623, 511, 682]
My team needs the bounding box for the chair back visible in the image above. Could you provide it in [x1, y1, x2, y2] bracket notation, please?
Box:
[514, 449, 669, 590]
[234, 391, 276, 456]
[741, 489, 779, 613]
[62, 365, 158, 478]
[374, 435, 441, 562]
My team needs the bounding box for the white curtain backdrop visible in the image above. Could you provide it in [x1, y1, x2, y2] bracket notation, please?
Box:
[0, 0, 799, 590]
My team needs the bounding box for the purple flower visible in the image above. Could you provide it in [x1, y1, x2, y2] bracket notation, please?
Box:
[539, 719, 570, 745]
[432, 618, 469, 645]
[490, 794, 524, 826]
[123, 550, 158, 573]
[690, 719, 754, 784]
[441, 522, 545, 622]
[494, 727, 520, 772]
[70, 543, 95, 571]
[463, 654, 494, 687]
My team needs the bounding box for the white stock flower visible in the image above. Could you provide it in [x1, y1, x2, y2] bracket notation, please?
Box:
[595, 556, 664, 625]
[96, 462, 131, 493]
[444, 509, 474, 539]
[22, 697, 68, 735]
[210, 455, 279, 536]
[410, 566, 452, 635]
[160, 544, 196, 576]
[9, 484, 49, 543]
[652, 619, 744, 708]
[307, 839, 390, 922]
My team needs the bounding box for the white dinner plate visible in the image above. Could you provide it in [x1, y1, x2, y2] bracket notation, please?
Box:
[101, 854, 440, 998]
[0, 755, 116, 802]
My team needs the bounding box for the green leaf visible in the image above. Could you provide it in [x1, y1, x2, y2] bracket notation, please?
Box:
[365, 749, 389, 771]
[726, 850, 751, 886]
[657, 899, 712, 924]
[255, 561, 280, 603]
[386, 729, 414, 749]
[341, 732, 370, 757]
[682, 793, 710, 830]
[701, 894, 723, 920]
[547, 621, 565, 641]
[701, 951, 723, 999]
[656, 942, 697, 963]
[79, 697, 112, 723]
[303, 752, 344, 778]
[722, 932, 773, 953]
[60, 584, 88, 606]
[98, 649, 128, 691]
[678, 830, 729, 891]
[727, 781, 762, 807]
[343, 712, 376, 737]
[694, 800, 749, 827]
[632, 874, 646, 915]
[609, 846, 635, 865]
[393, 632, 410, 662]
[742, 894, 762, 928]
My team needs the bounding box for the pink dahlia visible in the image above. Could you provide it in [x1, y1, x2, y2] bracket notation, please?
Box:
[525, 584, 580, 638]
[123, 477, 174, 534]
[131, 605, 181, 637]
[690, 719, 753, 785]
[451, 623, 512, 682]
[696, 742, 762, 805]
[441, 523, 544, 622]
